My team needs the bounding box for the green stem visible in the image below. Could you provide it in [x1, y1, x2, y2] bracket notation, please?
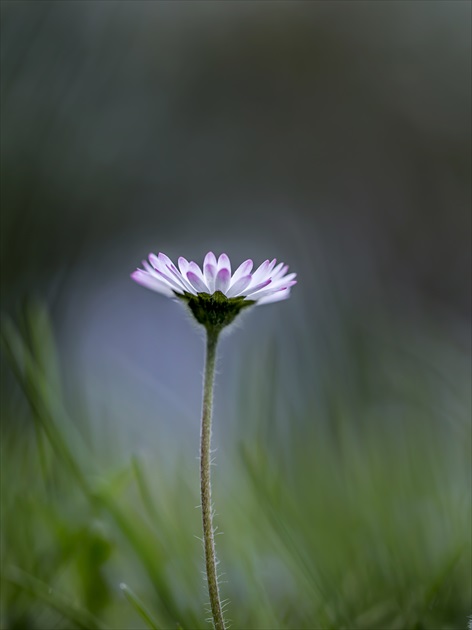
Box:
[200, 328, 226, 630]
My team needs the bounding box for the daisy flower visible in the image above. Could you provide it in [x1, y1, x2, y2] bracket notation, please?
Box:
[132, 251, 296, 331]
[130, 249, 296, 630]
[132, 250, 295, 310]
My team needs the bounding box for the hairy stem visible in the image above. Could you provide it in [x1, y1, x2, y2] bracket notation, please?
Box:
[200, 328, 226, 630]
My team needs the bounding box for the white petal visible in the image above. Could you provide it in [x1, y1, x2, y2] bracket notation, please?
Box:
[157, 252, 177, 271]
[146, 254, 186, 293]
[268, 273, 297, 290]
[217, 253, 231, 275]
[166, 264, 196, 294]
[187, 271, 210, 293]
[270, 262, 285, 280]
[256, 287, 292, 305]
[146, 257, 178, 287]
[203, 263, 217, 293]
[142, 260, 156, 274]
[230, 259, 253, 284]
[149, 253, 175, 282]
[204, 252, 217, 268]
[153, 268, 186, 293]
[188, 260, 205, 276]
[226, 274, 252, 297]
[187, 261, 209, 289]
[144, 260, 186, 292]
[244, 278, 272, 297]
[178, 257, 190, 275]
[131, 270, 175, 297]
[215, 267, 231, 294]
[247, 260, 271, 288]
[148, 253, 161, 270]
[249, 279, 297, 301]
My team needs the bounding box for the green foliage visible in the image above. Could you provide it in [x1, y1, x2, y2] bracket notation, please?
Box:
[0, 305, 470, 630]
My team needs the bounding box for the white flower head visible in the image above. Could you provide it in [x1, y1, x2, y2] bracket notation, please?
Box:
[131, 251, 296, 331]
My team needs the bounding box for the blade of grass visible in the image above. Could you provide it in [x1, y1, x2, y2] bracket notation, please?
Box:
[119, 583, 162, 630]
[131, 455, 160, 524]
[95, 491, 181, 623]
[0, 317, 90, 495]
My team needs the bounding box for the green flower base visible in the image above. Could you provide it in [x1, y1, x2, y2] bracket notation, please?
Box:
[177, 291, 255, 333]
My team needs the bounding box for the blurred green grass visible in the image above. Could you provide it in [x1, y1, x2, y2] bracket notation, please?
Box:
[0, 304, 470, 630]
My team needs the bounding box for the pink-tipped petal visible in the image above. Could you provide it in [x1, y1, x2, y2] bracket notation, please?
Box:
[149, 253, 177, 284]
[256, 287, 293, 305]
[267, 273, 297, 291]
[244, 278, 272, 297]
[158, 252, 182, 278]
[203, 263, 217, 292]
[226, 274, 252, 297]
[178, 257, 189, 275]
[187, 271, 210, 293]
[249, 260, 271, 287]
[149, 253, 160, 269]
[153, 268, 186, 293]
[270, 262, 285, 279]
[142, 260, 155, 274]
[215, 267, 231, 294]
[217, 253, 231, 274]
[249, 279, 297, 301]
[188, 261, 209, 289]
[204, 252, 217, 268]
[166, 264, 196, 294]
[230, 259, 253, 284]
[131, 270, 175, 297]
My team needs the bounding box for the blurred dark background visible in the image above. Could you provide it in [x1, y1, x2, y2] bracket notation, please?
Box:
[1, 2, 471, 629]
[1, 0, 470, 443]
[2, 0, 470, 303]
